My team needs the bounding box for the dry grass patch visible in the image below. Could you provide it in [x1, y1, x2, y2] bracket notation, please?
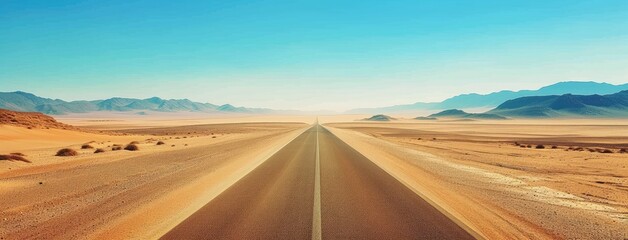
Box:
[0, 154, 31, 163]
[81, 144, 94, 149]
[124, 144, 139, 151]
[94, 148, 106, 154]
[56, 148, 78, 157]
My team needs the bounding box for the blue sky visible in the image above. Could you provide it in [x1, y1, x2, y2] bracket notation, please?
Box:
[1, 0, 627, 111]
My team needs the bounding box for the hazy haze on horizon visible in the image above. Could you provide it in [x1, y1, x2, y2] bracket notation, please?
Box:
[1, 0, 627, 111]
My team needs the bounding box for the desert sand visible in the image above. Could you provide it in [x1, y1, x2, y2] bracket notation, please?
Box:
[326, 119, 628, 239]
[0, 116, 309, 239]
[2, 112, 626, 239]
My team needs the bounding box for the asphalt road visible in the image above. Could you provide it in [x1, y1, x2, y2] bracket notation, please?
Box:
[162, 125, 474, 240]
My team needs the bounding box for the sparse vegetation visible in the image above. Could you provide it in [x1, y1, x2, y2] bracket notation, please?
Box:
[112, 146, 122, 151]
[619, 148, 627, 154]
[124, 144, 139, 151]
[0, 154, 31, 163]
[56, 148, 78, 156]
[156, 141, 165, 145]
[129, 141, 140, 144]
[94, 148, 106, 153]
[599, 149, 613, 154]
[535, 145, 545, 149]
[81, 144, 94, 149]
[551, 145, 558, 149]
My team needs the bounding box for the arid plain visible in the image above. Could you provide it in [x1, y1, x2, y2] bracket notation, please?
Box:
[1, 112, 626, 239]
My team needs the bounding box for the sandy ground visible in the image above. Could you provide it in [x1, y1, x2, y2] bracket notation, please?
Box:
[326, 119, 628, 239]
[56, 112, 317, 130]
[0, 120, 308, 239]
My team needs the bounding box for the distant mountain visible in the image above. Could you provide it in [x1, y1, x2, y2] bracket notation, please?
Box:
[347, 81, 628, 114]
[427, 109, 507, 120]
[0, 91, 272, 115]
[488, 91, 628, 118]
[363, 114, 396, 121]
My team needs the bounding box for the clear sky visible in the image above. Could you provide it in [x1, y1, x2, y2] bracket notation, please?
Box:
[1, 0, 627, 111]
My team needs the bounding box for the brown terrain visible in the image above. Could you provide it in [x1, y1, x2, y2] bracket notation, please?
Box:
[1, 110, 626, 239]
[0, 109, 76, 130]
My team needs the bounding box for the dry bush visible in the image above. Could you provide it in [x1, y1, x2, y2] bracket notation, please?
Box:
[588, 148, 596, 153]
[573, 147, 584, 151]
[618, 148, 627, 153]
[94, 148, 106, 153]
[129, 141, 140, 144]
[0, 154, 31, 163]
[519, 145, 526, 148]
[156, 141, 165, 145]
[112, 146, 122, 151]
[56, 148, 78, 157]
[551, 145, 558, 149]
[535, 145, 545, 149]
[597, 149, 613, 154]
[526, 145, 532, 148]
[81, 144, 94, 149]
[124, 144, 139, 151]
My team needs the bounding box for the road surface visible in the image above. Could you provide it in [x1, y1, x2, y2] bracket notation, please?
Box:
[162, 125, 474, 239]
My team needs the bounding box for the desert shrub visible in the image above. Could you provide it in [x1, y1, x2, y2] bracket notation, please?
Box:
[618, 148, 627, 153]
[81, 144, 94, 149]
[597, 149, 613, 154]
[156, 141, 165, 145]
[124, 144, 139, 151]
[0, 154, 31, 163]
[129, 141, 140, 144]
[535, 145, 545, 149]
[112, 146, 122, 151]
[573, 147, 584, 151]
[212, 136, 217, 138]
[551, 145, 558, 149]
[94, 148, 106, 153]
[519, 145, 526, 148]
[56, 148, 78, 156]
[526, 145, 532, 148]
[588, 148, 596, 152]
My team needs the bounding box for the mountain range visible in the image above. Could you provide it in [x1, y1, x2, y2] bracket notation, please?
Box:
[488, 90, 628, 118]
[347, 81, 628, 114]
[0, 91, 273, 115]
[422, 90, 628, 119]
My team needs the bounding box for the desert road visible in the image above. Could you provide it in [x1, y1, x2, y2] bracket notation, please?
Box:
[162, 124, 474, 239]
